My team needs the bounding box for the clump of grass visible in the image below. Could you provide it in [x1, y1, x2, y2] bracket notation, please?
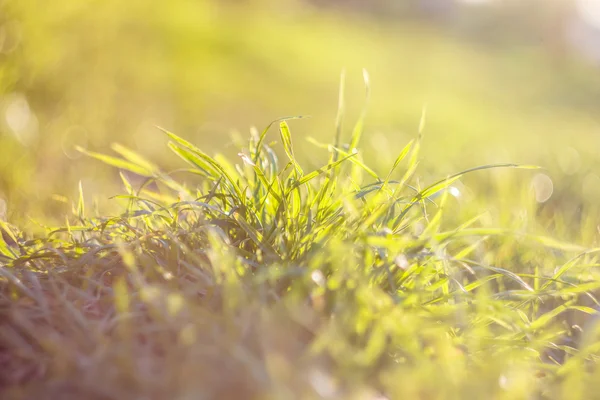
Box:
[1, 81, 600, 399]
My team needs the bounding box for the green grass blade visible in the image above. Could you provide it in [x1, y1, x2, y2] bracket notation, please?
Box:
[383, 139, 414, 184]
[76, 146, 154, 177]
[348, 69, 370, 152]
[76, 180, 85, 219]
[333, 68, 346, 162]
[290, 152, 357, 190]
[248, 116, 306, 164]
[540, 249, 600, 291]
[279, 121, 303, 177]
[111, 143, 159, 175]
[163, 132, 244, 201]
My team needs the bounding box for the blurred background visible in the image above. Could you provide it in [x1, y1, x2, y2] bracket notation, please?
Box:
[1, 0, 600, 240]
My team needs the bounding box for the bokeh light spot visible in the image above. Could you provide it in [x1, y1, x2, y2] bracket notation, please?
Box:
[448, 186, 461, 198]
[531, 173, 553, 203]
[311, 270, 325, 286]
[3, 93, 38, 146]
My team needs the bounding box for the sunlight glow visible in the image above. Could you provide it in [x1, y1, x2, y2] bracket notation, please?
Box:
[311, 270, 325, 286]
[576, 0, 600, 29]
[448, 186, 461, 198]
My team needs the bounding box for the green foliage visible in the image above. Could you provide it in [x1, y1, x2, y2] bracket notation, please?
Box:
[2, 0, 600, 232]
[1, 101, 599, 398]
[2, 1, 600, 397]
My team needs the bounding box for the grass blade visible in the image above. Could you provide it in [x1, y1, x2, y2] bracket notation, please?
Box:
[279, 121, 303, 177]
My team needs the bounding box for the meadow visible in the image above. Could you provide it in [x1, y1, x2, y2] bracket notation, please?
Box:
[1, 1, 600, 398]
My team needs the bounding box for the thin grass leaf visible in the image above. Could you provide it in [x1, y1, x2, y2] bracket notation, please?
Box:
[253, 165, 283, 205]
[76, 146, 154, 177]
[165, 136, 244, 201]
[420, 189, 450, 237]
[540, 249, 600, 291]
[279, 121, 303, 176]
[111, 143, 159, 175]
[0, 226, 17, 259]
[232, 212, 279, 259]
[76, 180, 85, 219]
[418, 105, 427, 136]
[383, 139, 414, 184]
[529, 302, 572, 331]
[290, 152, 357, 190]
[333, 68, 346, 162]
[529, 234, 588, 253]
[419, 175, 463, 200]
[248, 116, 306, 164]
[167, 142, 217, 178]
[119, 171, 134, 194]
[453, 236, 488, 260]
[462, 259, 534, 292]
[307, 137, 379, 180]
[348, 69, 370, 152]
[422, 164, 539, 201]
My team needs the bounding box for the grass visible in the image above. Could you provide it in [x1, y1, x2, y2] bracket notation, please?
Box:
[1, 83, 600, 398]
[3, 1, 600, 398]
[3, 0, 600, 230]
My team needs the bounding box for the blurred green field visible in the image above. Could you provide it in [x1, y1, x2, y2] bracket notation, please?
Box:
[4, 1, 600, 398]
[2, 0, 600, 236]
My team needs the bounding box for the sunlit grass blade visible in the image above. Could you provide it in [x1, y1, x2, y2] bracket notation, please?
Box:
[307, 137, 379, 181]
[290, 152, 357, 190]
[252, 165, 283, 205]
[383, 139, 414, 185]
[399, 163, 540, 223]
[111, 143, 160, 175]
[420, 189, 450, 237]
[462, 259, 534, 292]
[348, 69, 370, 152]
[76, 180, 85, 219]
[168, 142, 217, 178]
[0, 223, 18, 260]
[232, 212, 279, 259]
[163, 131, 244, 201]
[529, 302, 572, 332]
[279, 121, 303, 177]
[76, 146, 154, 177]
[540, 249, 600, 291]
[333, 68, 346, 162]
[423, 163, 538, 200]
[250, 116, 306, 164]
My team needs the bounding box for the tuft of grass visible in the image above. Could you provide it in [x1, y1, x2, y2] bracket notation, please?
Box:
[1, 97, 600, 399]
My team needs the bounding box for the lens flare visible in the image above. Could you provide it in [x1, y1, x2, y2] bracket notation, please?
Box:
[576, 0, 600, 29]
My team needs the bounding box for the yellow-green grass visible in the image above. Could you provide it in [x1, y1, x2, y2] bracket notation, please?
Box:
[1, 1, 600, 398]
[1, 0, 600, 233]
[1, 113, 600, 398]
